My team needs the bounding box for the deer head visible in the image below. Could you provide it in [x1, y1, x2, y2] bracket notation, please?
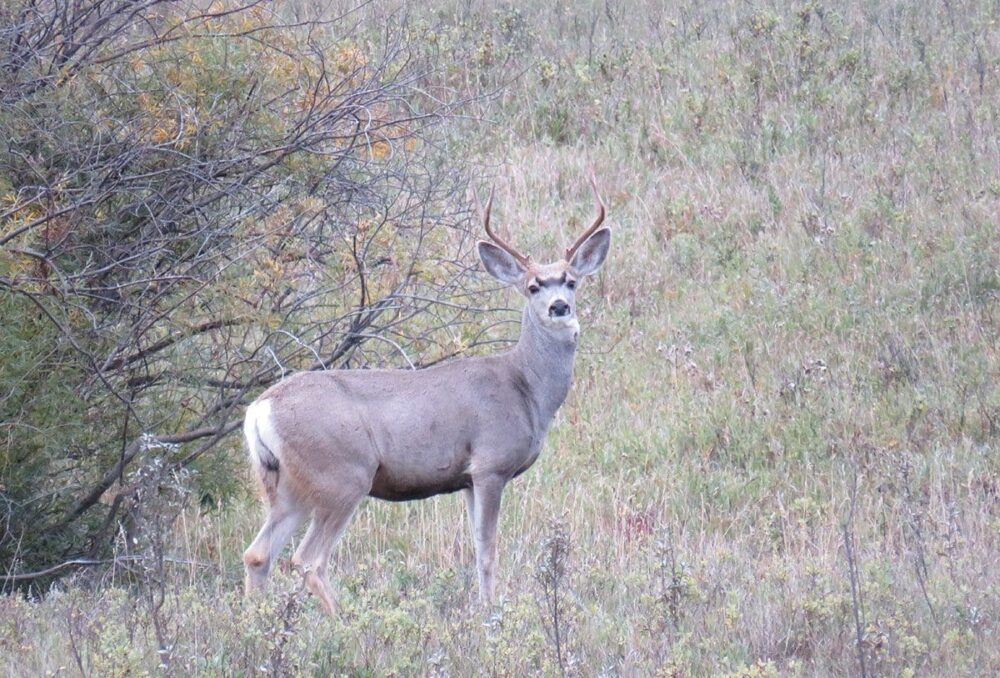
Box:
[477, 176, 611, 336]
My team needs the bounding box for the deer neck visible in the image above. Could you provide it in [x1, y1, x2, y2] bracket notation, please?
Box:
[507, 305, 578, 420]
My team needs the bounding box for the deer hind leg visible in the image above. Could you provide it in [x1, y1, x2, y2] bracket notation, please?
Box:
[470, 477, 504, 603]
[243, 497, 305, 594]
[291, 498, 362, 616]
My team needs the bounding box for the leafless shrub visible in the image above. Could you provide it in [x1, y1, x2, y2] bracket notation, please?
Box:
[117, 448, 190, 671]
[266, 580, 304, 678]
[535, 516, 576, 676]
[654, 524, 690, 633]
[842, 466, 870, 678]
[0, 0, 488, 585]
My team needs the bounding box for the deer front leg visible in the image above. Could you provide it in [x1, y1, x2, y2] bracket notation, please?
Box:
[462, 487, 476, 552]
[470, 476, 504, 603]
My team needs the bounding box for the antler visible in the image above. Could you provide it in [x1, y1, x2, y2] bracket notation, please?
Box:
[564, 174, 606, 262]
[477, 187, 531, 267]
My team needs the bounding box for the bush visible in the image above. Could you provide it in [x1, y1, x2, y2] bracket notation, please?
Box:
[0, 0, 482, 585]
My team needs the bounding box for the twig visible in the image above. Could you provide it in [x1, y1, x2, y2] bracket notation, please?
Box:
[2, 555, 214, 583]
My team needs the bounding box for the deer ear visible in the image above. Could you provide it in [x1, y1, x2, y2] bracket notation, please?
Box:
[478, 241, 527, 285]
[569, 227, 611, 276]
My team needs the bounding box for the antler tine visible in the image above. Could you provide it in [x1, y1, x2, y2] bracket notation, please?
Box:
[477, 186, 531, 267]
[564, 173, 606, 261]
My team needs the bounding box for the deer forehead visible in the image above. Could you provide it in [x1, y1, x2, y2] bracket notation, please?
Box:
[526, 260, 574, 281]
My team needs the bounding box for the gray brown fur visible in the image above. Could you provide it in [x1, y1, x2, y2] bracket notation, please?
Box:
[242, 183, 611, 614]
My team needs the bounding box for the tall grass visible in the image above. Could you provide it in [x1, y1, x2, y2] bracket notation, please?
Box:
[2, 0, 998, 675]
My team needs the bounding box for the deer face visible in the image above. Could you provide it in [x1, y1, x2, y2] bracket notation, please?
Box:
[478, 229, 611, 333]
[476, 175, 611, 334]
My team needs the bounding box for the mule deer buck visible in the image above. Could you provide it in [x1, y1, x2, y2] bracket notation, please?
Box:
[242, 178, 611, 614]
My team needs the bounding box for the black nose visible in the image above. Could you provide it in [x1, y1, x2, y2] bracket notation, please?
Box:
[549, 300, 571, 317]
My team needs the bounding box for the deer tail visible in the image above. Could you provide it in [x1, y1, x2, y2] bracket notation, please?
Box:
[244, 400, 281, 503]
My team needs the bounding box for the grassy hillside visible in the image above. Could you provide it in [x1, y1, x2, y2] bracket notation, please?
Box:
[2, 1, 998, 675]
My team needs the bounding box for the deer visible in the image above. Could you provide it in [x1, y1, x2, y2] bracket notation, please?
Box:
[242, 177, 612, 615]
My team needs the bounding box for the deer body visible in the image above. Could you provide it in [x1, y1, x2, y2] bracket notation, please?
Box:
[247, 308, 573, 501]
[243, 180, 610, 614]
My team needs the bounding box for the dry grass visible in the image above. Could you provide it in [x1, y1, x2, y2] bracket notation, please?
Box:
[2, 0, 998, 675]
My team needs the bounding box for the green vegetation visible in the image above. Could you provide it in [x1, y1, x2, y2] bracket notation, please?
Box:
[2, 0, 998, 675]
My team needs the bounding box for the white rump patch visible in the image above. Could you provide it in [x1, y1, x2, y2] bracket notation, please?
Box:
[244, 399, 283, 468]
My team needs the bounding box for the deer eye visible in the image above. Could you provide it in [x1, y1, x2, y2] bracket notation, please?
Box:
[566, 280, 576, 290]
[528, 283, 540, 294]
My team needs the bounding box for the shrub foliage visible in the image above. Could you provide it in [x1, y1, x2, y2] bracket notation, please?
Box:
[0, 0, 480, 582]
